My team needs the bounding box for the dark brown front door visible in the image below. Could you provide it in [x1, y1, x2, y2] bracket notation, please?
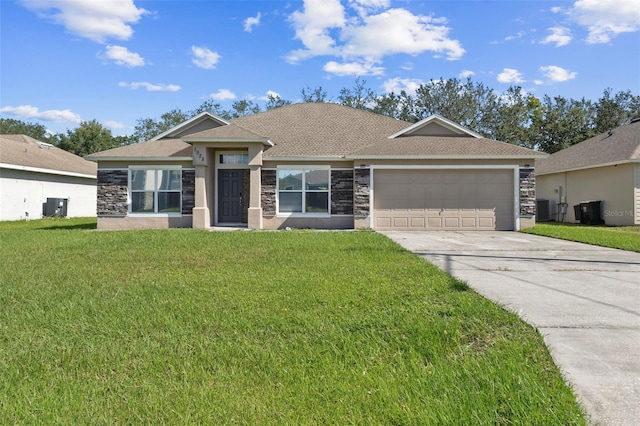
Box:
[218, 170, 244, 223]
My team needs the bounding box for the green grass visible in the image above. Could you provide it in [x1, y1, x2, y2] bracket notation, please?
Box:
[1, 218, 586, 425]
[522, 223, 640, 252]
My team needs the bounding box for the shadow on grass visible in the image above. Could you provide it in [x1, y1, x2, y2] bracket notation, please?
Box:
[450, 279, 470, 292]
[45, 222, 97, 231]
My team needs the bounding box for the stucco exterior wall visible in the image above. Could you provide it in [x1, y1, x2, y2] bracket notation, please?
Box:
[0, 168, 96, 221]
[97, 215, 192, 230]
[261, 215, 354, 230]
[537, 164, 636, 225]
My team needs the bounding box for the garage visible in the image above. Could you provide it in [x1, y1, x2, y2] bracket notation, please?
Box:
[373, 169, 515, 230]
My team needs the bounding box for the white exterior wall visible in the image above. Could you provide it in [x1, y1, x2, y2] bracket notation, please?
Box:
[0, 168, 96, 221]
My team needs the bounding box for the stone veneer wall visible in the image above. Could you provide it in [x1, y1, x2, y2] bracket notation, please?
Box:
[261, 169, 276, 216]
[97, 170, 128, 216]
[354, 168, 371, 217]
[519, 167, 536, 216]
[331, 170, 354, 215]
[181, 170, 195, 215]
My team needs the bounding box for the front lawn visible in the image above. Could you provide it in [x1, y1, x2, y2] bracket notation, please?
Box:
[522, 222, 640, 252]
[0, 218, 586, 424]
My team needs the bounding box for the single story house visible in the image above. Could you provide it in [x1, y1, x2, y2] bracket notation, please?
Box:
[536, 118, 640, 225]
[86, 103, 544, 231]
[0, 134, 97, 221]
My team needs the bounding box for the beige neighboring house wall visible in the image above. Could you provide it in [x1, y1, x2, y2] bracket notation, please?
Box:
[636, 164, 640, 225]
[536, 119, 640, 226]
[537, 164, 636, 225]
[0, 134, 97, 221]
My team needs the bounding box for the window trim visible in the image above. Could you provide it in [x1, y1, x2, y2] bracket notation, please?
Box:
[216, 151, 250, 169]
[276, 166, 331, 217]
[128, 166, 182, 216]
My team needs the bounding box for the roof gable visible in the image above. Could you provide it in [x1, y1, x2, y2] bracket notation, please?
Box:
[389, 114, 483, 139]
[151, 112, 229, 141]
[537, 120, 640, 175]
[183, 123, 274, 146]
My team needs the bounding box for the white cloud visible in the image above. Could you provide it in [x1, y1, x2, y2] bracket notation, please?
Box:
[0, 104, 82, 123]
[539, 65, 577, 82]
[349, 0, 390, 17]
[458, 70, 475, 79]
[258, 90, 283, 101]
[191, 46, 221, 69]
[491, 30, 526, 44]
[118, 81, 180, 91]
[103, 45, 145, 67]
[287, 0, 464, 64]
[19, 0, 148, 43]
[323, 60, 384, 76]
[244, 12, 261, 32]
[104, 120, 126, 129]
[382, 77, 424, 95]
[497, 68, 525, 84]
[541, 27, 572, 46]
[208, 89, 236, 101]
[288, 0, 346, 61]
[568, 0, 640, 43]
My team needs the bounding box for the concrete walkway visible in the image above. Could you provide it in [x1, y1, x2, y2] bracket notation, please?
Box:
[380, 231, 640, 426]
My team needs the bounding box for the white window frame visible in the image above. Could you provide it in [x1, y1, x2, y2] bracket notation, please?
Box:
[128, 165, 182, 216]
[216, 151, 250, 169]
[276, 166, 331, 217]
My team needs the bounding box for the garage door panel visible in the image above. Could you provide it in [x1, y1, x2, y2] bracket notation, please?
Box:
[374, 169, 514, 231]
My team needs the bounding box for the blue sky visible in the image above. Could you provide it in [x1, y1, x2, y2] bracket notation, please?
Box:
[1, 0, 639, 136]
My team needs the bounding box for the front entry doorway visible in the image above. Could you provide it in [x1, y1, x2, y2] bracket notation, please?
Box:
[218, 169, 245, 223]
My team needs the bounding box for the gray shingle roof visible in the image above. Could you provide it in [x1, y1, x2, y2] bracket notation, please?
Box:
[348, 135, 544, 158]
[536, 120, 640, 175]
[85, 138, 192, 159]
[1, 134, 97, 176]
[184, 124, 272, 143]
[230, 103, 409, 158]
[87, 103, 546, 161]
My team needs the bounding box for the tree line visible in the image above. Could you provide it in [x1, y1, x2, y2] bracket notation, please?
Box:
[2, 78, 638, 156]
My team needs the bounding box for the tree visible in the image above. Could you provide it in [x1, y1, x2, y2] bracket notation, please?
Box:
[133, 108, 189, 142]
[594, 88, 640, 133]
[265, 93, 292, 110]
[229, 100, 261, 118]
[337, 78, 376, 110]
[371, 91, 417, 122]
[56, 120, 119, 156]
[0, 118, 55, 143]
[412, 78, 499, 136]
[531, 96, 596, 153]
[301, 86, 329, 103]
[491, 87, 539, 148]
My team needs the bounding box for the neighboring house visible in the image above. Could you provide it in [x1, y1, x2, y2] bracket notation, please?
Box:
[86, 103, 544, 231]
[0, 134, 97, 221]
[537, 118, 640, 226]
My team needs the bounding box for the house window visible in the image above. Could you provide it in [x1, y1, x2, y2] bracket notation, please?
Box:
[219, 154, 248, 165]
[278, 169, 329, 214]
[130, 169, 181, 213]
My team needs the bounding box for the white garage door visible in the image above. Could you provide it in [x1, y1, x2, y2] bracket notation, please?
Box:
[373, 169, 515, 231]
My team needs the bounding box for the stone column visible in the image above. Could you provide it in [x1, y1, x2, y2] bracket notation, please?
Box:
[354, 167, 371, 229]
[519, 167, 536, 229]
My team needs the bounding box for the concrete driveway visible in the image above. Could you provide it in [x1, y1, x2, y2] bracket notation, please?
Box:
[380, 231, 640, 426]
